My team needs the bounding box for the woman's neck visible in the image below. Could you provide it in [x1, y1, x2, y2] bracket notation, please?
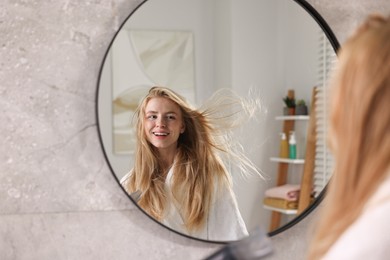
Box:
[157, 148, 176, 172]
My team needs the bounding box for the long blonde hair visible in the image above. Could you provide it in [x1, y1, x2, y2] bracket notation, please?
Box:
[126, 86, 261, 231]
[307, 14, 390, 259]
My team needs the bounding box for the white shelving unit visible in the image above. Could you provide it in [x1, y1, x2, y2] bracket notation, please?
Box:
[265, 107, 313, 231]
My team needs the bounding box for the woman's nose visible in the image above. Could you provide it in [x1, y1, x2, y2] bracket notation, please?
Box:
[156, 117, 166, 127]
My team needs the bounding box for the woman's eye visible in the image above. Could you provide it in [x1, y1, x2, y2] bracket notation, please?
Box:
[167, 115, 176, 120]
[147, 115, 157, 120]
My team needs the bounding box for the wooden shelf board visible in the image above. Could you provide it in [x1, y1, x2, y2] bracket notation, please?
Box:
[270, 157, 305, 164]
[263, 205, 298, 215]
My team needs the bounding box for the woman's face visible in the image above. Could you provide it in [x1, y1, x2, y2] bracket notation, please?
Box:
[143, 97, 185, 154]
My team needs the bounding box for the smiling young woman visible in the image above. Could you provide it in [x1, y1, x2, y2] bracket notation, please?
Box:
[120, 86, 261, 241]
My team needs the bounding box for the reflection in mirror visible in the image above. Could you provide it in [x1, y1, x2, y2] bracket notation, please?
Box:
[120, 86, 264, 241]
[97, 0, 338, 241]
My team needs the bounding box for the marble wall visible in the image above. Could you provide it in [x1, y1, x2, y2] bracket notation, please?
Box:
[1, 0, 388, 259]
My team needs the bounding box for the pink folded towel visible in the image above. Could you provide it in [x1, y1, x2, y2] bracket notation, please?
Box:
[265, 184, 301, 201]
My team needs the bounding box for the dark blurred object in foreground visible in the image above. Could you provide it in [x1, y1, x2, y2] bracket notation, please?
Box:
[204, 228, 273, 260]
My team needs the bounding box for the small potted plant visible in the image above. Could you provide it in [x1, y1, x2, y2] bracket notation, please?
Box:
[296, 99, 308, 115]
[283, 96, 296, 115]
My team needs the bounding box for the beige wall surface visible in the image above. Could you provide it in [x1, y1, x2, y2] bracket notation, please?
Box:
[0, 1, 388, 259]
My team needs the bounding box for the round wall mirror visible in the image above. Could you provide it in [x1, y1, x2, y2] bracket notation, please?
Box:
[97, 0, 339, 243]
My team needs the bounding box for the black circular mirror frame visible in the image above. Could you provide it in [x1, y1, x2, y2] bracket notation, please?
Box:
[96, 0, 340, 244]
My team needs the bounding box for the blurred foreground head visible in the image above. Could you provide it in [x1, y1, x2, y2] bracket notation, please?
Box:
[308, 14, 390, 259]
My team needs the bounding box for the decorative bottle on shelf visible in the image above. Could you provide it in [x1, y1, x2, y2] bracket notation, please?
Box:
[289, 131, 297, 159]
[279, 133, 289, 158]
